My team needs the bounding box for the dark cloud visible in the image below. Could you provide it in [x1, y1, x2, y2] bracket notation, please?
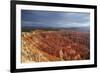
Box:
[21, 10, 90, 28]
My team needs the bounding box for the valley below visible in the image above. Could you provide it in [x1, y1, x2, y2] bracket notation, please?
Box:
[21, 29, 90, 63]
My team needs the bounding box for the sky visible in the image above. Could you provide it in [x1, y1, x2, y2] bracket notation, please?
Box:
[21, 10, 90, 28]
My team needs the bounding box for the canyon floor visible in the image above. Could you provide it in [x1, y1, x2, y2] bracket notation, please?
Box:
[21, 30, 90, 63]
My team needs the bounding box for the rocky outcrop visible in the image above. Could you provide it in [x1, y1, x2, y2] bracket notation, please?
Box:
[21, 30, 90, 63]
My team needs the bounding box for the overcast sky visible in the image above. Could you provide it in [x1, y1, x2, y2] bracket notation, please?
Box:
[21, 10, 90, 28]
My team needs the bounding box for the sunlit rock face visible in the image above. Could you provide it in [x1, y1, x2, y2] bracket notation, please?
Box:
[21, 30, 90, 63]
